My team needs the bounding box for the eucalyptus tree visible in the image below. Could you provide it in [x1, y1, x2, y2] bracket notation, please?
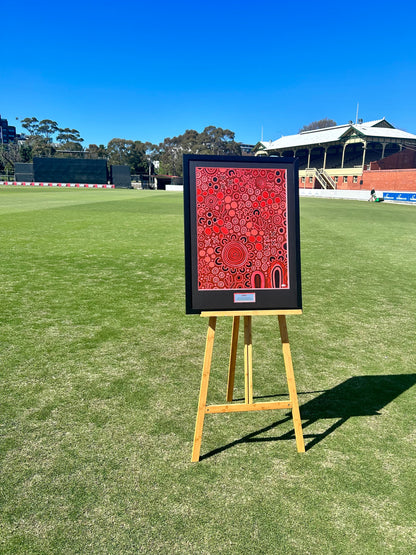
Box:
[106, 138, 149, 173]
[155, 126, 242, 176]
[56, 128, 84, 153]
[299, 119, 337, 132]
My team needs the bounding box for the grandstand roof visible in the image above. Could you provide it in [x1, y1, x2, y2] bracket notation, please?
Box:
[258, 119, 416, 151]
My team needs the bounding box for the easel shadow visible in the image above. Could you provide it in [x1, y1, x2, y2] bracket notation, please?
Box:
[199, 374, 416, 460]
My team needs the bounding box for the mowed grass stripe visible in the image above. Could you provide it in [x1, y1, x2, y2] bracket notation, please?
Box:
[1, 188, 415, 554]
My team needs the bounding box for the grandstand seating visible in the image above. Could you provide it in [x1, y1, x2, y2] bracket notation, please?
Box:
[325, 151, 342, 169]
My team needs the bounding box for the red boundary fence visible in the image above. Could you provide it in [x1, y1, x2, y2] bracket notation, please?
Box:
[0, 181, 115, 189]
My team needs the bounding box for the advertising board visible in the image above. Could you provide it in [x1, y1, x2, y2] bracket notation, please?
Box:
[383, 192, 416, 203]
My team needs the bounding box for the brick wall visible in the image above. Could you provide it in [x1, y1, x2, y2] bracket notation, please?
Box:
[362, 169, 416, 191]
[299, 168, 416, 191]
[337, 178, 361, 190]
[299, 176, 362, 189]
[370, 149, 416, 170]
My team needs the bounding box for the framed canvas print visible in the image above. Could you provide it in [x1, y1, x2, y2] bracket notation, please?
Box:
[184, 155, 301, 314]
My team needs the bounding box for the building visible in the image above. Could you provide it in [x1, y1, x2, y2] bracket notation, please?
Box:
[240, 143, 255, 154]
[255, 119, 416, 191]
[0, 114, 17, 144]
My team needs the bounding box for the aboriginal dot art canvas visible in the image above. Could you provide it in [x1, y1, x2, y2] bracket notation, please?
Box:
[184, 155, 301, 313]
[196, 166, 288, 291]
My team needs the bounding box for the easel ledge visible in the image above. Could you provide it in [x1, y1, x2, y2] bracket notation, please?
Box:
[201, 309, 302, 317]
[192, 310, 305, 461]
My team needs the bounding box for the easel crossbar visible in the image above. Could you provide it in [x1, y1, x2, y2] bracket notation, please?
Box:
[206, 401, 292, 414]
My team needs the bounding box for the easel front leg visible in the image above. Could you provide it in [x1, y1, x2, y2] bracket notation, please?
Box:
[244, 316, 253, 404]
[278, 315, 305, 453]
[226, 316, 240, 402]
[191, 316, 217, 462]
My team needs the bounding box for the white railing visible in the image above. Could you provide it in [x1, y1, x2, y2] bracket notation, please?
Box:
[304, 168, 336, 189]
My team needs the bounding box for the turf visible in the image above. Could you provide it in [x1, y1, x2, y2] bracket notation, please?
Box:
[1, 187, 415, 554]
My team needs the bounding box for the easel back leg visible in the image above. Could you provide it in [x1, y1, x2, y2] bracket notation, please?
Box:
[226, 316, 240, 402]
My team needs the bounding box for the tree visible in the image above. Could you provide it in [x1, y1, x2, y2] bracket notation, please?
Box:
[18, 142, 34, 163]
[0, 141, 35, 174]
[106, 138, 149, 173]
[0, 143, 21, 174]
[127, 141, 149, 174]
[87, 144, 107, 159]
[20, 117, 61, 159]
[19, 117, 84, 159]
[199, 126, 241, 156]
[299, 118, 337, 132]
[155, 126, 242, 176]
[56, 128, 84, 151]
[23, 136, 54, 159]
[156, 136, 183, 176]
[37, 119, 59, 140]
[106, 138, 133, 166]
[55, 128, 84, 157]
[21, 117, 40, 135]
[21, 118, 59, 142]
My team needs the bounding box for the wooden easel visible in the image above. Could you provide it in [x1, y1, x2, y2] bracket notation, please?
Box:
[191, 310, 305, 462]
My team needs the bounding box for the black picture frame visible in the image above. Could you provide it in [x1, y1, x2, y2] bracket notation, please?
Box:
[184, 155, 301, 314]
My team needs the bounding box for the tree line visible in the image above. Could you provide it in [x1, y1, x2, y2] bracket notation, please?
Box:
[0, 116, 337, 177]
[0, 117, 243, 177]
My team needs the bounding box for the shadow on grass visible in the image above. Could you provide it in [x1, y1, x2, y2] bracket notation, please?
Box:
[199, 374, 416, 460]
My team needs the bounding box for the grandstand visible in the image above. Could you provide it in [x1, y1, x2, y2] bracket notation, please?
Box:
[254, 119, 416, 191]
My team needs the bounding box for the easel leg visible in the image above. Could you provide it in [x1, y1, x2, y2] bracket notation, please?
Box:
[244, 316, 253, 404]
[191, 316, 217, 462]
[226, 316, 240, 402]
[278, 315, 305, 453]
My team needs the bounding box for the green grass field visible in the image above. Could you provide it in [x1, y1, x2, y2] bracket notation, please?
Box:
[1, 187, 415, 554]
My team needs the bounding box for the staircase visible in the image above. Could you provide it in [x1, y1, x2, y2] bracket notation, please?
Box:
[305, 168, 336, 189]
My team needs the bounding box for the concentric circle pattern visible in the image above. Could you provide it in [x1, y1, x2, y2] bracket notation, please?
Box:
[196, 167, 288, 290]
[222, 241, 249, 267]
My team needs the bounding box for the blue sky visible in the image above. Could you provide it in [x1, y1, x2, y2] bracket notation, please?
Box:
[2, 0, 415, 147]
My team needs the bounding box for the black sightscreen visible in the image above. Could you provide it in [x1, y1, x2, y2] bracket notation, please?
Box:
[33, 158, 108, 184]
[15, 163, 34, 182]
[110, 165, 131, 188]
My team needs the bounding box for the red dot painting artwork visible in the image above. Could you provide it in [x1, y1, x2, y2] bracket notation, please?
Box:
[196, 166, 288, 291]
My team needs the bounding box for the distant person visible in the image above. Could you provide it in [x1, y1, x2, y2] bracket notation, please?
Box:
[368, 189, 384, 202]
